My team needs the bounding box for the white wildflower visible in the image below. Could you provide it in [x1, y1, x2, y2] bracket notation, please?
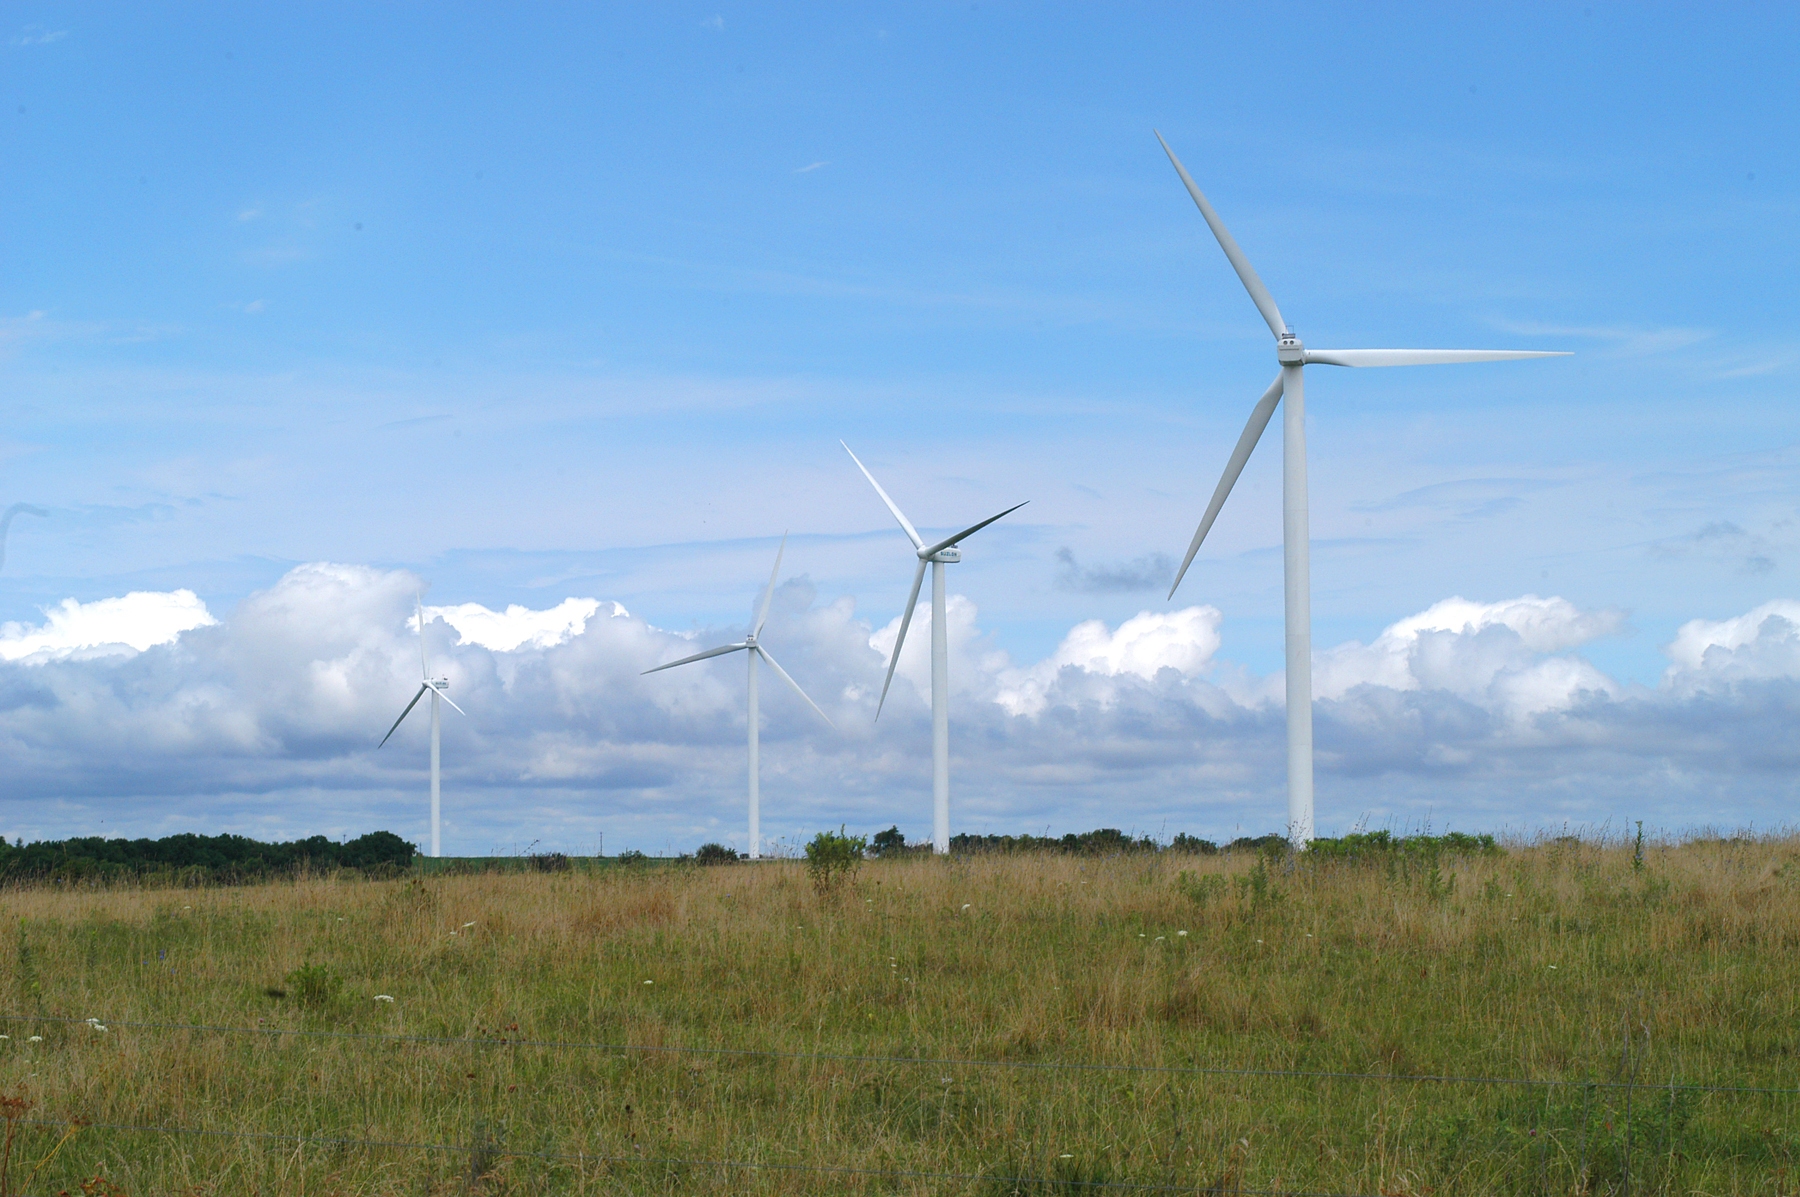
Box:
[643, 979, 654, 985]
[374, 995, 395, 1003]
[27, 1035, 43, 1043]
[463, 921, 476, 928]
[1177, 930, 1188, 937]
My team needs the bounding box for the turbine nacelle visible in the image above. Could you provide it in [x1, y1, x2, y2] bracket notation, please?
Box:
[926, 546, 961, 563]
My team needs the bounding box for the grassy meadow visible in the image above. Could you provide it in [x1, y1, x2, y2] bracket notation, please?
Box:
[1, 835, 1797, 1194]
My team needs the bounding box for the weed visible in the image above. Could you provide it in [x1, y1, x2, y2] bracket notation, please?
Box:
[805, 826, 866, 894]
[1174, 871, 1227, 907]
[284, 962, 343, 1009]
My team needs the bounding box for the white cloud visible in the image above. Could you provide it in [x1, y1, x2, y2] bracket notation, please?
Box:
[997, 607, 1222, 716]
[1314, 595, 1622, 716]
[0, 590, 216, 663]
[424, 597, 619, 652]
[0, 564, 1795, 850]
[12, 25, 67, 46]
[1664, 600, 1800, 691]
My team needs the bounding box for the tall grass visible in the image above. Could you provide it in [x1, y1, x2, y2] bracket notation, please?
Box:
[1, 835, 1796, 1193]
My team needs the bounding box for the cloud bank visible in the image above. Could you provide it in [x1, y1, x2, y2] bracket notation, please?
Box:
[0, 563, 1794, 851]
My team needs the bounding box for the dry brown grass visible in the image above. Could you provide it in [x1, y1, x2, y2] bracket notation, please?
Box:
[0, 836, 1797, 1193]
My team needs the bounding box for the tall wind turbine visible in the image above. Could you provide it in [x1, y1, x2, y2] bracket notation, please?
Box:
[379, 598, 465, 858]
[642, 535, 833, 860]
[843, 443, 1027, 855]
[1155, 131, 1567, 848]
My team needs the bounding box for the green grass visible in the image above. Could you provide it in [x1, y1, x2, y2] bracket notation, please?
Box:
[1, 835, 1798, 1194]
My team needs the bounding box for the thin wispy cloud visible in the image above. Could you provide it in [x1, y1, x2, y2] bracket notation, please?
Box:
[1488, 319, 1712, 357]
[794, 161, 828, 174]
[1054, 547, 1175, 594]
[700, 15, 724, 31]
[13, 25, 66, 46]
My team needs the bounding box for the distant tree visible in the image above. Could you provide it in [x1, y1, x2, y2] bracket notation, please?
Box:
[615, 849, 647, 865]
[869, 826, 908, 858]
[1170, 833, 1218, 855]
[693, 842, 740, 865]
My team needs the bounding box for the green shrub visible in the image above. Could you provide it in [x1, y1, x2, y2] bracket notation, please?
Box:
[805, 826, 866, 893]
[1175, 871, 1228, 907]
[870, 826, 909, 857]
[284, 962, 343, 1009]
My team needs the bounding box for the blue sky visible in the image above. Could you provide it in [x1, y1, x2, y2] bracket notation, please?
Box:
[1, 5, 1796, 852]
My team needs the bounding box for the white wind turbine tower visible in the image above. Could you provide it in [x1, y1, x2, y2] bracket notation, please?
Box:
[1155, 132, 1568, 849]
[379, 597, 465, 858]
[642, 535, 834, 860]
[844, 443, 1027, 855]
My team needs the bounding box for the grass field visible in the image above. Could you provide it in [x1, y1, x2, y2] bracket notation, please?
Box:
[1, 835, 1797, 1194]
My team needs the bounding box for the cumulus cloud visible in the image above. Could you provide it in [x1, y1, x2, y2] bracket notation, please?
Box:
[425, 597, 617, 651]
[997, 607, 1222, 716]
[1664, 600, 1800, 691]
[0, 562, 1795, 849]
[1314, 595, 1623, 717]
[0, 590, 216, 663]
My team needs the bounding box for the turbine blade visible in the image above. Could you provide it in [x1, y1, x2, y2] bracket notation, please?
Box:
[379, 683, 430, 747]
[754, 532, 787, 638]
[435, 686, 466, 717]
[1155, 130, 1287, 339]
[1304, 348, 1571, 367]
[641, 641, 749, 675]
[754, 645, 835, 730]
[877, 559, 928, 719]
[920, 501, 1029, 558]
[1169, 373, 1284, 599]
[842, 442, 925, 550]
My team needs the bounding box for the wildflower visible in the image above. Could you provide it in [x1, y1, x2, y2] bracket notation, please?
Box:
[1256, 938, 1264, 944]
[1059, 1154, 1074, 1159]
[1154, 936, 1165, 942]
[939, 1076, 952, 1085]
[960, 904, 970, 912]
[0, 1034, 8, 1040]
[643, 979, 654, 985]
[1177, 930, 1188, 937]
[463, 921, 476, 928]
[1548, 964, 1558, 970]
[90, 1023, 108, 1033]
[374, 995, 395, 1003]
[27, 1036, 43, 1043]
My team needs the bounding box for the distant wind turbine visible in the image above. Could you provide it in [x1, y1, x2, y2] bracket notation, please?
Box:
[642, 535, 833, 860]
[0, 504, 47, 573]
[379, 597, 465, 858]
[843, 443, 1027, 855]
[1154, 131, 1568, 848]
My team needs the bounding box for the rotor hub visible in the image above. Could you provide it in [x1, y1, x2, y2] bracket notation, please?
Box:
[1276, 333, 1306, 366]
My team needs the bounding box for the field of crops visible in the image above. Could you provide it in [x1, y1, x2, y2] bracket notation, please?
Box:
[2, 835, 1797, 1194]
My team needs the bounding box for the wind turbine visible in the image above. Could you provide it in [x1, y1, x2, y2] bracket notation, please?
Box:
[642, 535, 834, 860]
[1155, 131, 1568, 848]
[379, 597, 465, 858]
[843, 443, 1027, 855]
